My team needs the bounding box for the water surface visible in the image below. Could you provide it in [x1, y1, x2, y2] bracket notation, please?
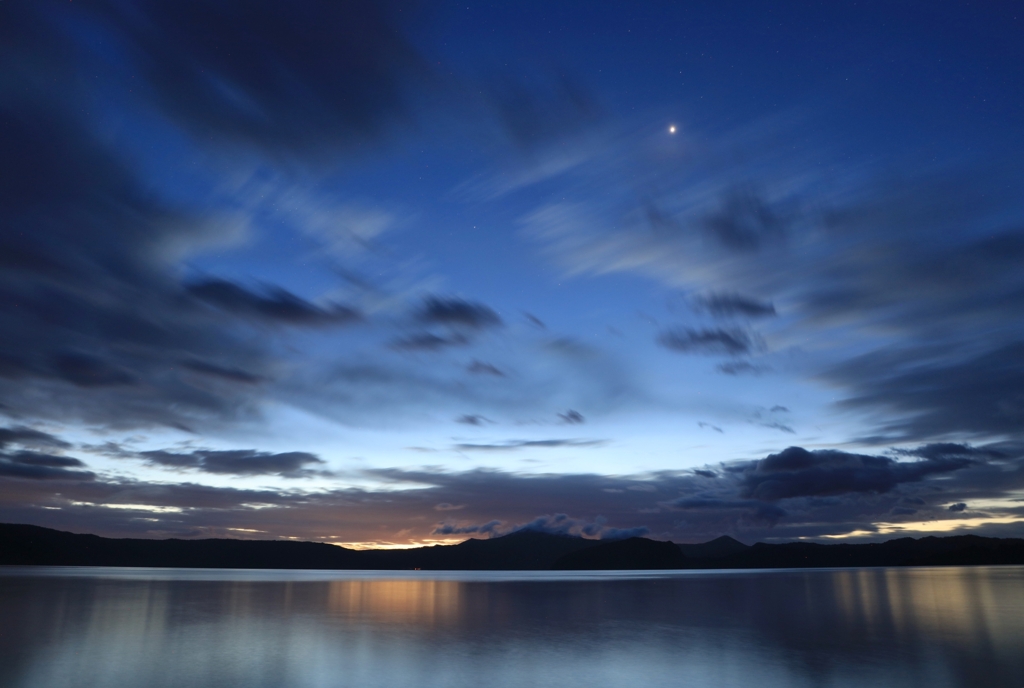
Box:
[1, 566, 1022, 687]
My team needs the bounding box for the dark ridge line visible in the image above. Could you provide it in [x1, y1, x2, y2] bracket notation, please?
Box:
[2, 523, 1023, 570]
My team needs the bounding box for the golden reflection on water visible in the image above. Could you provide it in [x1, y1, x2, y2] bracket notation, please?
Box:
[326, 579, 463, 625]
[829, 567, 1024, 646]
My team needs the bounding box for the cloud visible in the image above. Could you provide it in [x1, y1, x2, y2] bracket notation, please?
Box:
[717, 362, 770, 376]
[737, 446, 972, 501]
[75, 0, 431, 157]
[0, 450, 95, 481]
[52, 353, 137, 388]
[658, 328, 759, 356]
[467, 360, 504, 376]
[187, 279, 361, 327]
[830, 342, 1024, 442]
[700, 189, 789, 252]
[559, 410, 585, 424]
[0, 427, 71, 450]
[523, 313, 546, 329]
[948, 502, 967, 512]
[890, 506, 918, 515]
[139, 449, 326, 477]
[390, 333, 470, 351]
[899, 443, 1006, 461]
[2, 437, 1023, 543]
[454, 439, 605, 451]
[0, 98, 276, 429]
[180, 359, 265, 384]
[694, 292, 776, 318]
[417, 297, 502, 329]
[455, 415, 491, 426]
[515, 513, 650, 540]
[433, 519, 502, 535]
[668, 498, 788, 526]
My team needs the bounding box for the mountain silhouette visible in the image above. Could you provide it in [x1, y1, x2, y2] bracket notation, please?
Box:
[678, 535, 748, 560]
[553, 537, 688, 570]
[2, 523, 1023, 570]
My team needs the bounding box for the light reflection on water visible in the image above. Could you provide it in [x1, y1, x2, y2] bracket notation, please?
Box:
[1, 566, 1022, 687]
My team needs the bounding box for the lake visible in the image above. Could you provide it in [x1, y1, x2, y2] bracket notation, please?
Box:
[1, 566, 1022, 687]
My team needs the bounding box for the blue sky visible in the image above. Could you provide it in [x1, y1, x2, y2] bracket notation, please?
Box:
[2, 0, 1023, 547]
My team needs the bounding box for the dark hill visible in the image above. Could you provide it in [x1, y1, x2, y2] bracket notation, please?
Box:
[678, 535, 748, 560]
[702, 534, 1024, 569]
[3, 523, 1023, 570]
[0, 523, 365, 569]
[0, 523, 601, 570]
[553, 537, 688, 570]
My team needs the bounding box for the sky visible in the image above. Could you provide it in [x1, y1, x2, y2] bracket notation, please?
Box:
[2, 0, 1023, 548]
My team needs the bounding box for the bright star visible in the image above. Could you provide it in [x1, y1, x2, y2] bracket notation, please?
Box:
[668, 125, 676, 134]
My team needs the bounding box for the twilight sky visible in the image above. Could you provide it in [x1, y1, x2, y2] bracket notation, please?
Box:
[2, 0, 1023, 547]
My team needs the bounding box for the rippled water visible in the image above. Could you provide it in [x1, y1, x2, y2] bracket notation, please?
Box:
[1, 566, 1023, 687]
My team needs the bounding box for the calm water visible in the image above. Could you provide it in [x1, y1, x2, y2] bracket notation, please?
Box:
[1, 566, 1023, 688]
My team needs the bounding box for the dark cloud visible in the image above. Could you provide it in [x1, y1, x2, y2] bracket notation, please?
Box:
[737, 446, 972, 501]
[693, 469, 718, 478]
[899, 443, 1007, 461]
[433, 519, 502, 536]
[455, 415, 491, 426]
[829, 342, 1024, 441]
[702, 190, 788, 252]
[68, 0, 430, 156]
[770, 406, 789, 413]
[467, 360, 505, 376]
[4, 452, 86, 469]
[139, 449, 325, 477]
[187, 279, 361, 327]
[717, 362, 770, 376]
[391, 332, 470, 351]
[790, 181, 1024, 443]
[695, 292, 776, 318]
[0, 95, 279, 429]
[0, 427, 71, 450]
[52, 353, 138, 388]
[668, 498, 788, 526]
[698, 422, 724, 433]
[0, 450, 94, 481]
[523, 313, 546, 329]
[514, 513, 645, 539]
[180, 360, 265, 385]
[658, 328, 759, 356]
[948, 502, 967, 512]
[559, 410, 585, 424]
[418, 297, 502, 329]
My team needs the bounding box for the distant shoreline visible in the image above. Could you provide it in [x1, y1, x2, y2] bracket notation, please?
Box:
[4, 522, 1024, 571]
